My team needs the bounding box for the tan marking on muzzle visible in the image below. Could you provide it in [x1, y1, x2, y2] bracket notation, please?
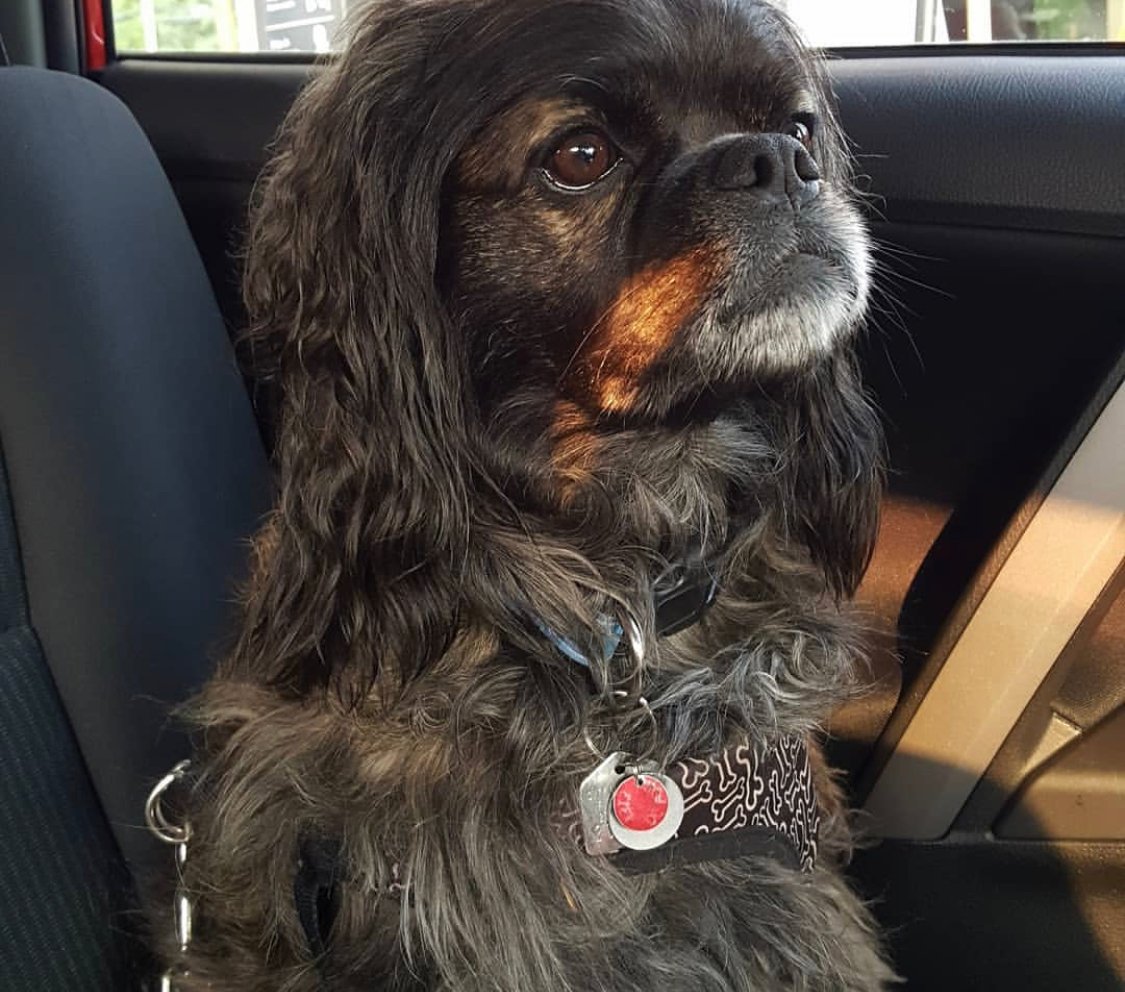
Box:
[582, 249, 723, 411]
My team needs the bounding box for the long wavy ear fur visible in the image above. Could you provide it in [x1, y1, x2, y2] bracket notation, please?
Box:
[230, 11, 480, 697]
[783, 353, 884, 599]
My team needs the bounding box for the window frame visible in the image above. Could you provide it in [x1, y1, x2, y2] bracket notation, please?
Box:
[95, 0, 1125, 65]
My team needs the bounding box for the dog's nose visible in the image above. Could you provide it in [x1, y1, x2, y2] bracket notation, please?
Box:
[710, 133, 820, 207]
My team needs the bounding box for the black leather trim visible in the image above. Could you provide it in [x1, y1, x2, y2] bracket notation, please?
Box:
[98, 59, 313, 182]
[98, 55, 1125, 238]
[0, 67, 271, 874]
[831, 56, 1125, 237]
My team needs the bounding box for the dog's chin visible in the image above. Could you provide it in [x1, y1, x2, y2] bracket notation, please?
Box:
[709, 250, 869, 372]
[620, 251, 869, 423]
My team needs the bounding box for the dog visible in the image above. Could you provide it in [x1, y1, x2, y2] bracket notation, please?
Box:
[162, 0, 895, 988]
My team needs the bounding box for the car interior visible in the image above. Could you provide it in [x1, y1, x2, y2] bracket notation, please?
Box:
[0, 1, 1122, 989]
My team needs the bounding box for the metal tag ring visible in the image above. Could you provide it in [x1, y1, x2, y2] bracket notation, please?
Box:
[631, 695, 660, 767]
[583, 692, 660, 768]
[145, 759, 193, 845]
[584, 690, 633, 759]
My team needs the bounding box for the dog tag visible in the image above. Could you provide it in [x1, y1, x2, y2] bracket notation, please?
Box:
[608, 771, 683, 851]
[612, 774, 670, 831]
[578, 753, 684, 855]
[579, 752, 630, 855]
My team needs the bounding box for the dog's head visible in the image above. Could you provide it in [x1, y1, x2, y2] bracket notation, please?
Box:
[439, 2, 869, 423]
[240, 0, 881, 691]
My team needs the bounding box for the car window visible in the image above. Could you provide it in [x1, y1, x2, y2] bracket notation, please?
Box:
[790, 0, 1122, 46]
[109, 0, 1123, 55]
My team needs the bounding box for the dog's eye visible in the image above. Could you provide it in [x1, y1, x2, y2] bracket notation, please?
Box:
[784, 115, 816, 149]
[544, 130, 619, 190]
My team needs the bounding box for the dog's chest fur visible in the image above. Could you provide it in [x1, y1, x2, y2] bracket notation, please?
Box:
[167, 385, 894, 990]
[175, 570, 891, 991]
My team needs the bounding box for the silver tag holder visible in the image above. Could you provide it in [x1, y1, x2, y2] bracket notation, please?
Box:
[578, 751, 684, 855]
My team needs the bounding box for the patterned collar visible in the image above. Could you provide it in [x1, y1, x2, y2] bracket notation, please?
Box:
[529, 556, 819, 875]
[582, 735, 821, 875]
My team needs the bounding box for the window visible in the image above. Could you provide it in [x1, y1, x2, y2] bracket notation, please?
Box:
[109, 0, 1125, 55]
[111, 0, 349, 53]
[788, 0, 1124, 47]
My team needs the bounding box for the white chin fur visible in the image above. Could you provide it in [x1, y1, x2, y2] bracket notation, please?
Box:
[691, 237, 871, 376]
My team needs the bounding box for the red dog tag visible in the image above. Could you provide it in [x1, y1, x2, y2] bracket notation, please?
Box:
[608, 769, 684, 851]
[611, 775, 669, 831]
[578, 753, 685, 855]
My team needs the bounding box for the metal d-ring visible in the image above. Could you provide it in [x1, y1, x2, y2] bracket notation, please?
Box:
[593, 613, 646, 707]
[632, 695, 660, 767]
[582, 690, 660, 771]
[145, 759, 193, 846]
[583, 690, 632, 759]
[581, 613, 660, 763]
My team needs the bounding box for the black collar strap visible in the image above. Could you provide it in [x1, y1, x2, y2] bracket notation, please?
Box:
[651, 555, 720, 638]
[532, 555, 720, 670]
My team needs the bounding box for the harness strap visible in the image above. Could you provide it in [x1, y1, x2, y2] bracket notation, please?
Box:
[294, 836, 342, 963]
[613, 824, 804, 874]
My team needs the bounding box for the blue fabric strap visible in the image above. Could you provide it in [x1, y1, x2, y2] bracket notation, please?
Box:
[533, 615, 624, 668]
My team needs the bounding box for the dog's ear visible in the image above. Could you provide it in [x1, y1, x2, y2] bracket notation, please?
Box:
[230, 21, 476, 697]
[784, 353, 884, 599]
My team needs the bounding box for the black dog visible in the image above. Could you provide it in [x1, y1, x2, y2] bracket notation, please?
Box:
[163, 0, 893, 988]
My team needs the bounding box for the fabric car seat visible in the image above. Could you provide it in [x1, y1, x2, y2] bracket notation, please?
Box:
[0, 63, 271, 990]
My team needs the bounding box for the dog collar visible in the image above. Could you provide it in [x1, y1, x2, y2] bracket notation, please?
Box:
[579, 734, 820, 874]
[534, 555, 720, 668]
[530, 560, 819, 872]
